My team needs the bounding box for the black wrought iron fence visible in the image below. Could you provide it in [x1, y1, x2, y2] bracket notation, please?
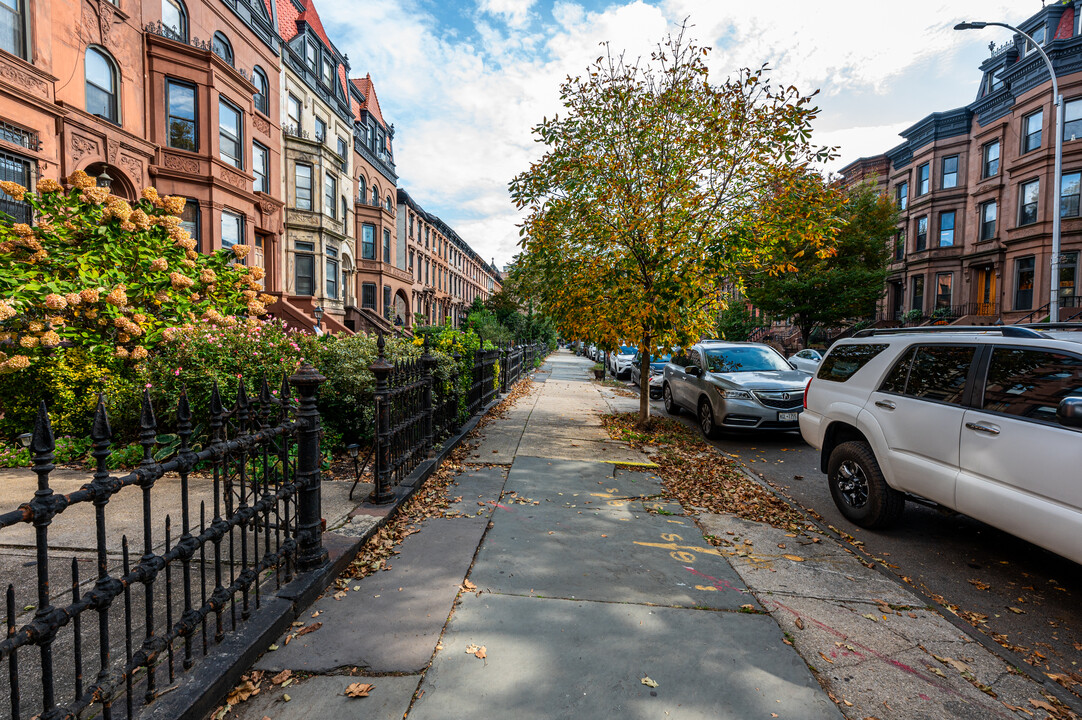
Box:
[0, 367, 327, 720]
[433, 352, 462, 442]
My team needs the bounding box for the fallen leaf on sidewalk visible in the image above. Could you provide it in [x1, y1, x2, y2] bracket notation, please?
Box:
[794, 617, 804, 630]
[345, 683, 374, 698]
[462, 579, 477, 591]
[1030, 698, 1056, 712]
[861, 614, 878, 622]
[271, 670, 291, 685]
[295, 622, 322, 637]
[226, 680, 259, 705]
[282, 694, 291, 702]
[818, 651, 834, 665]
[967, 579, 990, 591]
[933, 655, 973, 675]
[641, 677, 659, 688]
[783, 554, 804, 562]
[1008, 607, 1025, 614]
[465, 643, 487, 659]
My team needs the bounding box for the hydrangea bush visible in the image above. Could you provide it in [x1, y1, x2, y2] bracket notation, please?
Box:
[0, 171, 267, 371]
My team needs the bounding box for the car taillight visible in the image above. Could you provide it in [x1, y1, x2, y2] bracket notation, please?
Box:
[803, 378, 811, 409]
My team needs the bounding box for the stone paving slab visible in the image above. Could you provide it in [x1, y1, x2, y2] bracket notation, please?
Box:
[408, 592, 841, 720]
[469, 429, 522, 465]
[503, 457, 662, 506]
[230, 674, 419, 720]
[699, 513, 917, 605]
[255, 516, 488, 674]
[446, 466, 508, 517]
[515, 436, 650, 463]
[471, 504, 751, 609]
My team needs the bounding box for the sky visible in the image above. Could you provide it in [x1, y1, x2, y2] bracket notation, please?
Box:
[318, 0, 1043, 268]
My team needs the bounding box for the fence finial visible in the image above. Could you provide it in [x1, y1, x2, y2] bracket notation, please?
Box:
[177, 387, 192, 432]
[377, 330, 386, 359]
[31, 400, 55, 457]
[90, 394, 112, 444]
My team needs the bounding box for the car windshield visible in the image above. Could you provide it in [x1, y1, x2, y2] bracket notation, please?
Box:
[619, 346, 636, 355]
[650, 354, 671, 364]
[703, 346, 790, 373]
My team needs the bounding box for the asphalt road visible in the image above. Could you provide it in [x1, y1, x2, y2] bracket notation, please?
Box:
[625, 383, 1082, 704]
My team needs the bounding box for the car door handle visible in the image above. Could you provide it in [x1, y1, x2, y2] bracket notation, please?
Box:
[965, 422, 1000, 436]
[874, 400, 896, 410]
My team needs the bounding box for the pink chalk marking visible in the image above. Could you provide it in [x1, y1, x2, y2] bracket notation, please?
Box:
[766, 599, 1013, 719]
[684, 566, 746, 593]
[919, 694, 930, 701]
[492, 502, 512, 511]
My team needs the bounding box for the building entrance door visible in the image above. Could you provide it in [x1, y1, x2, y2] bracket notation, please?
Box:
[977, 267, 996, 316]
[253, 233, 268, 287]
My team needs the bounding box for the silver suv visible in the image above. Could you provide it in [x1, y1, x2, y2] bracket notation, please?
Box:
[800, 325, 1082, 565]
[662, 340, 809, 437]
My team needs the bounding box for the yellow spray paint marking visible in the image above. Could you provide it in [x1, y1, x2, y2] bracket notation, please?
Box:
[633, 536, 725, 564]
[603, 460, 659, 468]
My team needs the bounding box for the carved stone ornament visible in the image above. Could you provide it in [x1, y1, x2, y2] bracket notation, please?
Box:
[219, 167, 248, 189]
[98, 0, 116, 47]
[119, 154, 142, 182]
[258, 198, 280, 216]
[163, 153, 199, 173]
[107, 139, 119, 162]
[0, 56, 49, 99]
[252, 114, 271, 135]
[70, 134, 100, 162]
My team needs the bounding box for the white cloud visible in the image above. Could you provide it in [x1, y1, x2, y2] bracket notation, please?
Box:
[477, 0, 537, 29]
[317, 0, 1048, 265]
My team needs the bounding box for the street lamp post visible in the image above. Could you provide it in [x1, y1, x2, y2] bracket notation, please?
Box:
[313, 305, 324, 333]
[956, 21, 1064, 321]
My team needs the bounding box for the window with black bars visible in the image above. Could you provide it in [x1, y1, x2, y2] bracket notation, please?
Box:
[0, 151, 32, 224]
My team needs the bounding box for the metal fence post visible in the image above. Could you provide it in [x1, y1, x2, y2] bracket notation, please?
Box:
[29, 402, 60, 719]
[500, 343, 509, 394]
[422, 333, 436, 456]
[290, 363, 328, 572]
[452, 351, 462, 427]
[369, 333, 395, 505]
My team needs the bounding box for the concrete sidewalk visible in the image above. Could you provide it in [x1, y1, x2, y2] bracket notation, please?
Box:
[223, 351, 1067, 720]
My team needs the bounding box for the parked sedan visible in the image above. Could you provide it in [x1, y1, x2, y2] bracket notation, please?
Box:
[630, 351, 672, 398]
[607, 345, 638, 378]
[788, 348, 823, 374]
[662, 340, 810, 437]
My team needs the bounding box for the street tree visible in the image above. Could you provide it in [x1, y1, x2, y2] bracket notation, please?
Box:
[509, 26, 837, 424]
[742, 177, 898, 347]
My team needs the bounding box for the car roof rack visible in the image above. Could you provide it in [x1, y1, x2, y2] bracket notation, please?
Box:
[1016, 322, 1082, 331]
[851, 326, 1047, 339]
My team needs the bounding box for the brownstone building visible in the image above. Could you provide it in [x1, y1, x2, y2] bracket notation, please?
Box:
[0, 0, 285, 291]
[845, 2, 1082, 325]
[398, 188, 501, 328]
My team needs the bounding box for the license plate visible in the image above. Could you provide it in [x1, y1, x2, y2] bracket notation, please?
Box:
[778, 411, 800, 422]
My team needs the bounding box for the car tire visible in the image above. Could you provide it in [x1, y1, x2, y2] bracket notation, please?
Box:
[663, 384, 680, 415]
[698, 398, 720, 440]
[827, 441, 905, 529]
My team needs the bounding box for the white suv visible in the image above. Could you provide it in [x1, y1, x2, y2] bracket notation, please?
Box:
[800, 325, 1082, 565]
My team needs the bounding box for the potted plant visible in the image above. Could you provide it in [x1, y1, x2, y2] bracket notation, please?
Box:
[592, 363, 605, 380]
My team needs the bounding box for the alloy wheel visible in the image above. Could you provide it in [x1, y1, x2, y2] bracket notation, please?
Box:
[699, 402, 713, 436]
[836, 460, 870, 508]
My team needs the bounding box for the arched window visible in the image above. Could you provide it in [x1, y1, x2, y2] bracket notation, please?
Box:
[371, 185, 378, 206]
[85, 47, 119, 123]
[357, 176, 366, 202]
[385, 194, 392, 212]
[252, 66, 269, 115]
[212, 32, 233, 66]
[162, 0, 187, 41]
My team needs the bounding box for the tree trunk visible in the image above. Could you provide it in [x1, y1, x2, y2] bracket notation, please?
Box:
[799, 319, 813, 350]
[638, 335, 651, 426]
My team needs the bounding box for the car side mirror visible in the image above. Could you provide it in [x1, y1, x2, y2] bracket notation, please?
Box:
[788, 361, 798, 370]
[1057, 397, 1082, 428]
[685, 365, 701, 377]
